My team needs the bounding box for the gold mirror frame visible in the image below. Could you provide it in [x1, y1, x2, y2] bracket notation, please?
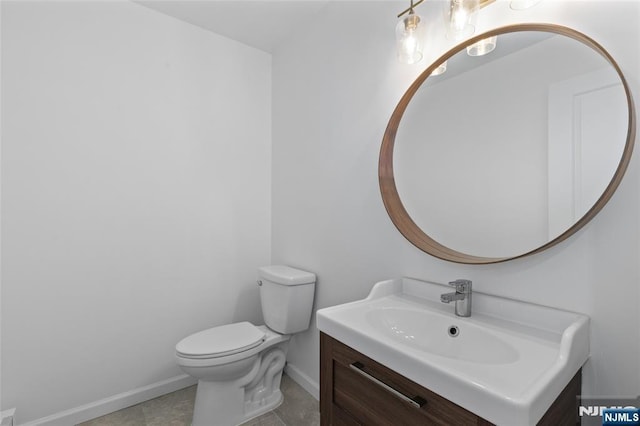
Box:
[379, 24, 636, 264]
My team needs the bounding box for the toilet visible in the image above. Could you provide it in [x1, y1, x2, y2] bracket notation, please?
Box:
[175, 265, 316, 426]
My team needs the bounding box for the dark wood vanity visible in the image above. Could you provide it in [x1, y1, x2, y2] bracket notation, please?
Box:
[320, 333, 581, 425]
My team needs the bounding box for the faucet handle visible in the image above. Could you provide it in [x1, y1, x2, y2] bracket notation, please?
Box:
[448, 279, 472, 292]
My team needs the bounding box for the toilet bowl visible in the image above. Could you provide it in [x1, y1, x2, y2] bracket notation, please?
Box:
[176, 324, 290, 425]
[175, 265, 316, 426]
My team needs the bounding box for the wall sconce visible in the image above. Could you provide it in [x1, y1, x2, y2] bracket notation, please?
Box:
[396, 0, 536, 65]
[396, 0, 426, 64]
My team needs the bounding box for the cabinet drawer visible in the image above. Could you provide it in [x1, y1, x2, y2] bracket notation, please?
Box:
[321, 332, 581, 426]
[330, 338, 480, 426]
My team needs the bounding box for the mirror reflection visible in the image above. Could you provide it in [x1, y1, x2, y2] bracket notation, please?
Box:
[393, 30, 629, 259]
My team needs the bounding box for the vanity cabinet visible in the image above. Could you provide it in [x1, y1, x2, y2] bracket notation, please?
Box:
[320, 333, 581, 426]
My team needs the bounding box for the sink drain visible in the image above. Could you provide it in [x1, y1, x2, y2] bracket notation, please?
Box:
[448, 325, 460, 338]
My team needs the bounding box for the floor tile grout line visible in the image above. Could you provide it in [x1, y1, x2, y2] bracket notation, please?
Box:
[273, 410, 286, 425]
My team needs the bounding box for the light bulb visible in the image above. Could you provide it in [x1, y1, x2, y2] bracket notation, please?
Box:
[396, 12, 425, 64]
[451, 2, 469, 32]
[444, 0, 479, 40]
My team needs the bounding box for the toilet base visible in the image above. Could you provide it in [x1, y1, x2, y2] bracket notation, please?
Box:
[240, 383, 284, 424]
[191, 374, 284, 426]
[189, 328, 290, 426]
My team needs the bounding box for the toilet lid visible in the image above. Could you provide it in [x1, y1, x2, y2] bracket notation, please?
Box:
[176, 322, 266, 359]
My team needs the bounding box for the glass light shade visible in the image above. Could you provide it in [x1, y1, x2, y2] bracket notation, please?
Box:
[466, 36, 497, 56]
[431, 61, 447, 76]
[510, 0, 542, 10]
[396, 12, 425, 64]
[444, 0, 479, 40]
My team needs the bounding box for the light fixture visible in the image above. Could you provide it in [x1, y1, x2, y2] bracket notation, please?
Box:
[396, 0, 426, 64]
[466, 36, 497, 56]
[394, 0, 497, 67]
[444, 0, 479, 40]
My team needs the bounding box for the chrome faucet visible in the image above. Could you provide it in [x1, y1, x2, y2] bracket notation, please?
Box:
[440, 279, 472, 317]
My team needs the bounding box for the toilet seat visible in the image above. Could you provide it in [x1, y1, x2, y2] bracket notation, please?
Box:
[176, 321, 266, 359]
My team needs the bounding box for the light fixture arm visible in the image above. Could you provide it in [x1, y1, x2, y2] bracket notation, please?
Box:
[397, 0, 426, 18]
[399, 0, 495, 19]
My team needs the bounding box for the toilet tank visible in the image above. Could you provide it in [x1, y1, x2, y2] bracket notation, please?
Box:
[258, 265, 316, 334]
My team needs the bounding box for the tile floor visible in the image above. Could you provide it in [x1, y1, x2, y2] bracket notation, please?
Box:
[77, 373, 320, 426]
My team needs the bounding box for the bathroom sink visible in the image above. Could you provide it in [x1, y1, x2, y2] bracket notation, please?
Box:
[367, 307, 519, 364]
[316, 278, 589, 426]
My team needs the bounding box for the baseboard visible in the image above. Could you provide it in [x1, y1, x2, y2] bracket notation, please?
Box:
[1, 408, 16, 426]
[284, 363, 319, 401]
[17, 374, 197, 426]
[17, 366, 313, 425]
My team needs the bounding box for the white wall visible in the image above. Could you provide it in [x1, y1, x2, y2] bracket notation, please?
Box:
[0, 0, 3, 416]
[1, 1, 271, 423]
[273, 0, 639, 402]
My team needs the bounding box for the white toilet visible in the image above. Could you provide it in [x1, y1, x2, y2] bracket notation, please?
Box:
[175, 265, 316, 426]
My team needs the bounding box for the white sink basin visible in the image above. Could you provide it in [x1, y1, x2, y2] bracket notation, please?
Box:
[367, 307, 520, 364]
[316, 278, 589, 426]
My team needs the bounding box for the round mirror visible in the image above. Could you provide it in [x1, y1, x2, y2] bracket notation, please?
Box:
[380, 24, 635, 264]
